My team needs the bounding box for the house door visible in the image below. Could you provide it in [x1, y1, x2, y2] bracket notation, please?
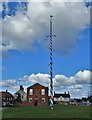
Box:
[34, 100, 38, 106]
[34, 97, 38, 106]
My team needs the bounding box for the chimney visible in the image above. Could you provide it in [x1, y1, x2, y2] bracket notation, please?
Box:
[20, 85, 24, 91]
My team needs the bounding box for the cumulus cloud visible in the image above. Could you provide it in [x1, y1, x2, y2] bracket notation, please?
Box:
[75, 70, 91, 84]
[54, 70, 91, 87]
[21, 70, 91, 97]
[1, 1, 90, 56]
[0, 79, 20, 94]
[2, 13, 35, 51]
[1, 70, 91, 97]
[20, 73, 50, 86]
[0, 79, 16, 88]
[1, 70, 91, 88]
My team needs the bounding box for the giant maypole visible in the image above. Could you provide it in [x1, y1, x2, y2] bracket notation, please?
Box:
[49, 15, 54, 108]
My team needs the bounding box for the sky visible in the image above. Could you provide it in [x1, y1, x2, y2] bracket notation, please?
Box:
[0, 0, 92, 98]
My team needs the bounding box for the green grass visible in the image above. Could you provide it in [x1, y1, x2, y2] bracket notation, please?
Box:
[1, 105, 91, 118]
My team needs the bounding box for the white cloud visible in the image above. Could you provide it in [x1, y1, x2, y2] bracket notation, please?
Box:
[2, 13, 35, 51]
[1, 1, 90, 56]
[1, 70, 91, 97]
[0, 79, 16, 88]
[21, 73, 50, 86]
[1, 70, 91, 89]
[54, 70, 91, 87]
[75, 70, 91, 84]
[53, 74, 68, 86]
[0, 79, 20, 94]
[69, 84, 83, 89]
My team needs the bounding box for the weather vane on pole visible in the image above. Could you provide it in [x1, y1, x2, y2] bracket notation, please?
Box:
[49, 15, 56, 109]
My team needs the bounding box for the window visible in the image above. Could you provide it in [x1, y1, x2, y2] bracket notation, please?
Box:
[42, 98, 45, 102]
[41, 89, 45, 95]
[3, 97, 5, 100]
[30, 89, 33, 95]
[29, 98, 33, 102]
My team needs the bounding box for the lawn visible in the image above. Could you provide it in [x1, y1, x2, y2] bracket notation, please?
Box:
[1, 105, 91, 119]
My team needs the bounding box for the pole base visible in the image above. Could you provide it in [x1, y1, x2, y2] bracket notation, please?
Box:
[50, 107, 53, 110]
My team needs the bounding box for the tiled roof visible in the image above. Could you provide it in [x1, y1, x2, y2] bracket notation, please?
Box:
[27, 83, 48, 89]
[54, 93, 70, 98]
[0, 91, 14, 98]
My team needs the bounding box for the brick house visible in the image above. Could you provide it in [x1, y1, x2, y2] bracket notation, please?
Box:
[26, 83, 48, 106]
[0, 90, 14, 107]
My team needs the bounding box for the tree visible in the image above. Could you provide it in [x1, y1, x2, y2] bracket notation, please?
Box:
[13, 93, 22, 107]
[88, 96, 92, 103]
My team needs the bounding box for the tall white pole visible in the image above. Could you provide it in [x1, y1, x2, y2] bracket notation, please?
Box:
[49, 15, 53, 107]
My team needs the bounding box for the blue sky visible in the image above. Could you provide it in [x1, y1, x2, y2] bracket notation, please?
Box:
[0, 1, 91, 98]
[3, 28, 90, 79]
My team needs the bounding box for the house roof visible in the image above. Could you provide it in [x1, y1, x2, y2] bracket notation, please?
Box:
[54, 93, 70, 98]
[27, 83, 48, 89]
[0, 91, 14, 99]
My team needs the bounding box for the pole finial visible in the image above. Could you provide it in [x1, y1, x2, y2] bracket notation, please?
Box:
[50, 15, 53, 18]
